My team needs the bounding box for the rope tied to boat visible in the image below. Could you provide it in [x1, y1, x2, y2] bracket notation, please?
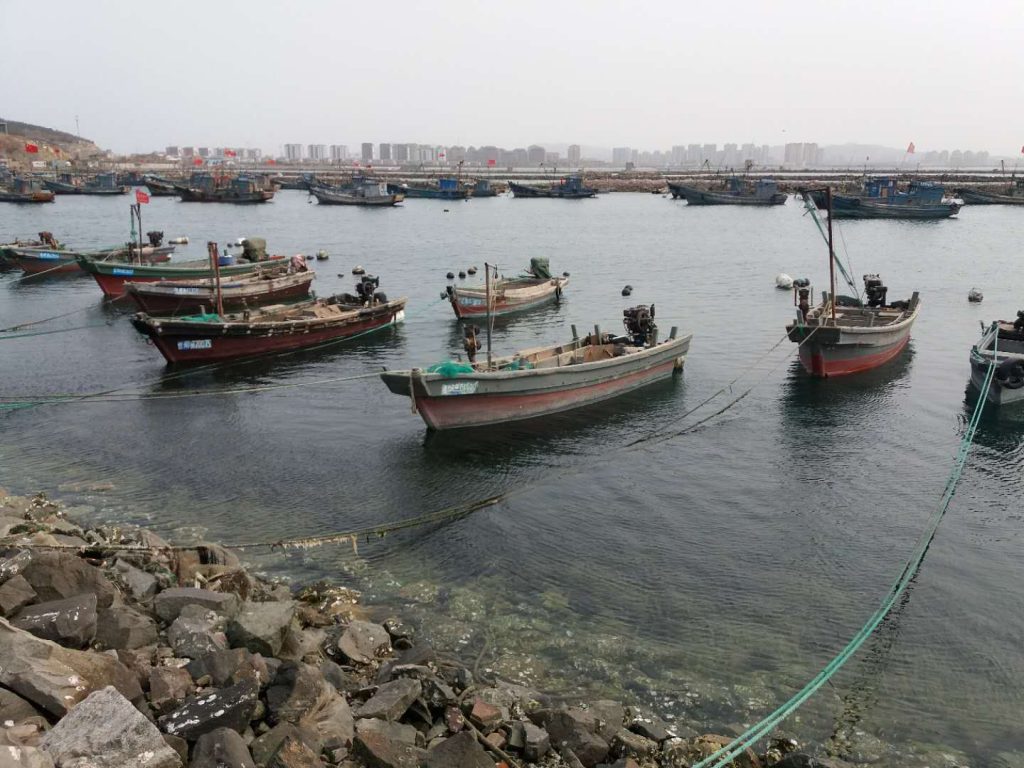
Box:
[690, 333, 999, 768]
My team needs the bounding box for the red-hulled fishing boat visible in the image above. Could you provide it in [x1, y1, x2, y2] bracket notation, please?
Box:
[131, 248, 406, 364]
[77, 253, 284, 297]
[445, 258, 568, 319]
[124, 258, 314, 314]
[785, 189, 921, 377]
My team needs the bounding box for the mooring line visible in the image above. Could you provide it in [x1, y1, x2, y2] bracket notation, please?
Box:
[690, 335, 998, 768]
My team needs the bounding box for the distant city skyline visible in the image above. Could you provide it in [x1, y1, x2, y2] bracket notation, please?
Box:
[3, 1, 1022, 159]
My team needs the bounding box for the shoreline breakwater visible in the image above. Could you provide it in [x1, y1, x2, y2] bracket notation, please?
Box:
[0, 488, 983, 768]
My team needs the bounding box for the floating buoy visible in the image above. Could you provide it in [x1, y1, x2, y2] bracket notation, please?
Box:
[968, 288, 984, 303]
[458, 271, 466, 279]
[793, 277, 810, 288]
[168, 236, 189, 245]
[446, 272, 455, 280]
[443, 208, 450, 213]
[621, 285, 633, 297]
[352, 265, 365, 275]
[234, 237, 245, 246]
[563, 271, 570, 278]
[467, 266, 477, 275]
[776, 273, 794, 290]
[316, 250, 328, 261]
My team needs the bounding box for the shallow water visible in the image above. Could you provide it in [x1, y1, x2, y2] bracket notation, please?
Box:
[3, 191, 1024, 762]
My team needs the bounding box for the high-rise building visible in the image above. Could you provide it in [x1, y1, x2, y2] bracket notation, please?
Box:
[165, 146, 179, 157]
[361, 143, 374, 162]
[393, 144, 408, 163]
[544, 152, 560, 164]
[379, 143, 391, 162]
[670, 145, 685, 166]
[284, 144, 303, 162]
[527, 145, 546, 165]
[244, 148, 262, 161]
[612, 147, 632, 166]
[329, 145, 348, 161]
[198, 147, 210, 158]
[307, 144, 327, 162]
[568, 144, 581, 167]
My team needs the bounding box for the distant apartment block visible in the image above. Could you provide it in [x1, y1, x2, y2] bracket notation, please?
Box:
[361, 143, 374, 162]
[307, 144, 327, 162]
[611, 147, 631, 166]
[526, 145, 546, 165]
[165, 146, 179, 157]
[329, 144, 348, 161]
[198, 147, 210, 158]
[284, 144, 303, 162]
[568, 144, 581, 167]
[379, 143, 391, 162]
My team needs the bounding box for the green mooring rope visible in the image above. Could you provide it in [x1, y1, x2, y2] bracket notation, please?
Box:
[693, 334, 999, 768]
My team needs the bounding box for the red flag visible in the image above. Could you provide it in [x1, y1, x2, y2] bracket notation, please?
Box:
[24, 142, 39, 153]
[487, 158, 496, 166]
[224, 149, 237, 157]
[906, 142, 915, 154]
[267, 158, 276, 165]
[135, 189, 150, 204]
[192, 157, 203, 166]
[53, 147, 61, 155]
[1020, 145, 1024, 155]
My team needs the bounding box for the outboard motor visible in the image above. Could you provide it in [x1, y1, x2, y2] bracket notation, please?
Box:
[39, 231, 58, 248]
[1014, 310, 1024, 333]
[355, 274, 380, 304]
[463, 325, 481, 364]
[146, 230, 164, 247]
[623, 304, 657, 346]
[796, 287, 812, 320]
[864, 274, 888, 308]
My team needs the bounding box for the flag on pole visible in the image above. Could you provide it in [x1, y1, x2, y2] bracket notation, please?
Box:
[267, 158, 276, 165]
[135, 189, 150, 204]
[224, 149, 237, 157]
[24, 142, 39, 153]
[487, 158, 496, 166]
[193, 157, 203, 166]
[906, 142, 915, 154]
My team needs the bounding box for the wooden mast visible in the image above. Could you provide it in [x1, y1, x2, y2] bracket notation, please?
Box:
[484, 262, 493, 369]
[826, 187, 836, 321]
[208, 241, 224, 316]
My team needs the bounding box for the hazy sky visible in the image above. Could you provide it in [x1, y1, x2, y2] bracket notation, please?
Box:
[2, 0, 1021, 155]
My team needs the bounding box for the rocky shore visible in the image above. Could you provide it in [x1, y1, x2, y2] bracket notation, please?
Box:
[0, 490, 893, 767]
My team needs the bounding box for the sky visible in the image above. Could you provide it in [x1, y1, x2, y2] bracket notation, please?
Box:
[1, 0, 1022, 156]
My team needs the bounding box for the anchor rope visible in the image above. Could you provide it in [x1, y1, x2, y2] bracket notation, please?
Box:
[691, 334, 999, 768]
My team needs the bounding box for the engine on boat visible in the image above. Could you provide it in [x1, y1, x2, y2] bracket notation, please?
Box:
[623, 304, 656, 345]
[463, 325, 481, 363]
[146, 230, 164, 247]
[339, 274, 387, 306]
[1014, 310, 1024, 333]
[864, 274, 888, 308]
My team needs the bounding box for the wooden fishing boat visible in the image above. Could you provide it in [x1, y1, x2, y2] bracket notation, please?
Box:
[786, 189, 921, 377]
[445, 258, 568, 319]
[10, 241, 174, 275]
[969, 313, 1024, 405]
[143, 176, 180, 197]
[0, 178, 55, 203]
[124, 263, 314, 314]
[310, 179, 404, 206]
[813, 179, 960, 219]
[387, 177, 470, 200]
[956, 178, 1024, 205]
[43, 172, 127, 195]
[381, 302, 691, 430]
[509, 175, 597, 199]
[471, 179, 498, 197]
[176, 173, 274, 203]
[131, 273, 406, 364]
[668, 177, 787, 206]
[76, 253, 283, 297]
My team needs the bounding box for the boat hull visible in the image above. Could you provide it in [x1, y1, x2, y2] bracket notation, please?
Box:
[668, 183, 786, 206]
[957, 189, 1024, 206]
[177, 189, 274, 203]
[77, 256, 282, 298]
[310, 188, 403, 206]
[829, 197, 960, 219]
[787, 303, 919, 377]
[508, 182, 596, 199]
[448, 277, 568, 319]
[0, 191, 55, 203]
[381, 334, 690, 430]
[125, 272, 314, 314]
[11, 245, 174, 275]
[132, 302, 406, 364]
[968, 324, 1024, 405]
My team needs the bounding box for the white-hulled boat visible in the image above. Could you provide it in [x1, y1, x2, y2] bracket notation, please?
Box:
[970, 314, 1024, 405]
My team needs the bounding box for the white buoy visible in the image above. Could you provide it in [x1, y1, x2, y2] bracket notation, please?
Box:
[968, 288, 983, 303]
[168, 236, 189, 245]
[234, 237, 245, 246]
[776, 273, 794, 290]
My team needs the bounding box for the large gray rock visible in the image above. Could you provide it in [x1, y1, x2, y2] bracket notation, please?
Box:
[154, 589, 240, 624]
[352, 730, 426, 768]
[354, 718, 418, 745]
[11, 594, 97, 649]
[265, 663, 330, 726]
[540, 711, 609, 767]
[523, 722, 551, 762]
[159, 679, 259, 741]
[318, 660, 362, 695]
[589, 700, 626, 741]
[0, 551, 34, 586]
[266, 735, 319, 768]
[190, 728, 255, 768]
[338, 621, 390, 664]
[424, 731, 491, 768]
[0, 618, 142, 717]
[186, 648, 269, 689]
[114, 560, 158, 604]
[39, 686, 181, 768]
[167, 612, 228, 659]
[355, 678, 421, 722]
[225, 601, 295, 658]
[19, 553, 115, 610]
[94, 603, 159, 651]
[0, 574, 37, 616]
[300, 692, 353, 750]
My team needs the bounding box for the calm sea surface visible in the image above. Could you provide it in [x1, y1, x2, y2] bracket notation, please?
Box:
[3, 191, 1024, 762]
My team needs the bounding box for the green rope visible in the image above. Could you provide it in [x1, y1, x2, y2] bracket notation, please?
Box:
[0, 322, 111, 340]
[799, 192, 859, 299]
[692, 334, 999, 768]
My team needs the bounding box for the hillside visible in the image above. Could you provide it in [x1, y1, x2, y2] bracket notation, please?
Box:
[0, 117, 103, 166]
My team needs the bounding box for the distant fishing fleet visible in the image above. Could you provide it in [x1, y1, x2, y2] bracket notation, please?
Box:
[2, 166, 1023, 425]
